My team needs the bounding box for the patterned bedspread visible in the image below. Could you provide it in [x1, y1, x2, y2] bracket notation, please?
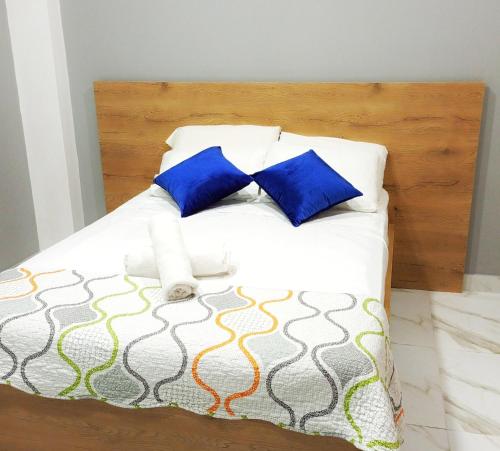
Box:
[0, 267, 404, 450]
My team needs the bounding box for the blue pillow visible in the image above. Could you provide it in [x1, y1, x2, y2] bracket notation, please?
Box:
[154, 146, 253, 217]
[252, 150, 363, 226]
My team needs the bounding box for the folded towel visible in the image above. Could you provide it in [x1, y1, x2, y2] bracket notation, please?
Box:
[148, 214, 198, 301]
[124, 245, 230, 279]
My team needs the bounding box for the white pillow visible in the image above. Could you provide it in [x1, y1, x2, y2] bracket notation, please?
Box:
[153, 125, 281, 199]
[159, 145, 267, 176]
[166, 125, 281, 149]
[266, 132, 388, 212]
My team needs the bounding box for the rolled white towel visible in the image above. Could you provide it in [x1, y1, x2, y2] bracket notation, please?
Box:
[148, 214, 198, 301]
[124, 245, 230, 279]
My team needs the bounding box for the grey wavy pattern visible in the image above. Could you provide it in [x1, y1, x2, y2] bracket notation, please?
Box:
[20, 272, 116, 393]
[388, 363, 403, 411]
[0, 271, 76, 380]
[0, 322, 19, 380]
[299, 293, 357, 431]
[123, 302, 170, 406]
[153, 288, 231, 403]
[266, 291, 320, 428]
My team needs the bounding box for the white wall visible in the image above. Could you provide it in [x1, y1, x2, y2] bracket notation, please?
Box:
[5, 0, 83, 250]
[0, 0, 38, 270]
[60, 0, 500, 275]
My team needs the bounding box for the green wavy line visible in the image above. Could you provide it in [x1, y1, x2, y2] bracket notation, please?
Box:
[367, 438, 401, 449]
[344, 298, 394, 446]
[57, 276, 138, 397]
[363, 299, 392, 390]
[344, 367, 380, 442]
[85, 283, 158, 398]
[356, 298, 384, 370]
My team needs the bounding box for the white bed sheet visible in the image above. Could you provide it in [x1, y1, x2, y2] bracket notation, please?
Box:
[25, 190, 389, 299]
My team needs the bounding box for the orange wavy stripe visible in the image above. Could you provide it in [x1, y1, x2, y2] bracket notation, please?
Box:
[0, 269, 64, 301]
[191, 291, 256, 414]
[394, 408, 405, 424]
[0, 268, 31, 285]
[224, 287, 293, 416]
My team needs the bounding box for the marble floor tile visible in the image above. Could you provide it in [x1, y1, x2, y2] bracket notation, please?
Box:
[464, 274, 500, 294]
[390, 289, 435, 348]
[401, 425, 450, 451]
[392, 344, 446, 429]
[439, 349, 500, 435]
[431, 291, 500, 355]
[390, 288, 500, 451]
[448, 430, 500, 451]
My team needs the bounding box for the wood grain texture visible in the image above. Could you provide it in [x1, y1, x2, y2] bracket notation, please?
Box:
[0, 384, 357, 451]
[94, 81, 485, 292]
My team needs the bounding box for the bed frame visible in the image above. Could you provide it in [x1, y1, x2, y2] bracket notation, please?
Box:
[1, 82, 484, 451]
[0, 385, 357, 451]
[94, 82, 484, 293]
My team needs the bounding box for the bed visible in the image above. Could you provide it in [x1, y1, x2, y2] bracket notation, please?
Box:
[0, 82, 484, 451]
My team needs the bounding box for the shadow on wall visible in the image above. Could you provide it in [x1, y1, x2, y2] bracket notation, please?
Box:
[466, 85, 496, 274]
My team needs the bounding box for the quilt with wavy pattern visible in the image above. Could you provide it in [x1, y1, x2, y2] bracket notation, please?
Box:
[0, 267, 404, 450]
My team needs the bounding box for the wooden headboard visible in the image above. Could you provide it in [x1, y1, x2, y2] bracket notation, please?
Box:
[94, 82, 484, 292]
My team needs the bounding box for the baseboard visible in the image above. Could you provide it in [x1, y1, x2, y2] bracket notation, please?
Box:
[464, 274, 500, 293]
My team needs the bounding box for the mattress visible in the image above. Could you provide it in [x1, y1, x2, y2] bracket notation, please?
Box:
[24, 189, 389, 299]
[1, 191, 403, 451]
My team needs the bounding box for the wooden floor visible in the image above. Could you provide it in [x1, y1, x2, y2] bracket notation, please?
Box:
[0, 384, 357, 451]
